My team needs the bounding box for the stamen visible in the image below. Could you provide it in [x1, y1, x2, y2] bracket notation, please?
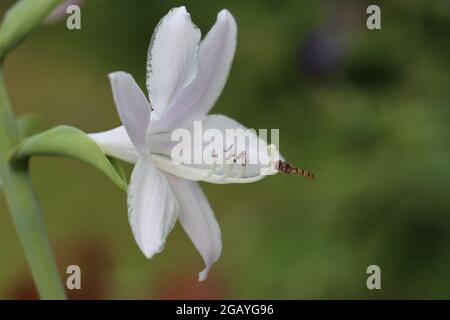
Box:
[203, 149, 227, 179]
[163, 144, 257, 183]
[218, 144, 242, 180]
[203, 146, 238, 180]
[234, 151, 247, 178]
[217, 164, 233, 181]
[276, 160, 315, 180]
[236, 164, 246, 178]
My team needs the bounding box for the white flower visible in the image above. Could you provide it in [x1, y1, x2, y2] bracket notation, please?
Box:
[89, 7, 283, 281]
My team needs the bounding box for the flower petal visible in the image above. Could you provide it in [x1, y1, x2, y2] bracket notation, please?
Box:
[147, 6, 201, 119]
[152, 114, 282, 179]
[89, 126, 139, 163]
[164, 173, 221, 281]
[89, 114, 283, 183]
[157, 10, 237, 131]
[128, 152, 179, 259]
[109, 72, 151, 153]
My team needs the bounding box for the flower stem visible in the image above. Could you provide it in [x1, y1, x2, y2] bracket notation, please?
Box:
[0, 0, 66, 299]
[0, 67, 66, 299]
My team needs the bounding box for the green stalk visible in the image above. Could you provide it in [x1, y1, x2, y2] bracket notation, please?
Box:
[0, 68, 65, 300]
[0, 0, 66, 299]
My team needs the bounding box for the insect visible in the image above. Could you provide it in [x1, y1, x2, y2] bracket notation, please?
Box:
[276, 160, 315, 180]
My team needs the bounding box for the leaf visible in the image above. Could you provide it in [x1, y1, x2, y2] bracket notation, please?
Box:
[17, 114, 43, 138]
[0, 114, 44, 189]
[12, 125, 128, 191]
[108, 156, 128, 187]
[0, 0, 64, 58]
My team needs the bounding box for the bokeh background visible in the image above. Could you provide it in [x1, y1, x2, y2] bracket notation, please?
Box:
[1, 0, 450, 299]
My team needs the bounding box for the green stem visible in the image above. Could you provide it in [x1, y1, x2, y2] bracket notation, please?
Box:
[0, 0, 66, 299]
[0, 67, 66, 299]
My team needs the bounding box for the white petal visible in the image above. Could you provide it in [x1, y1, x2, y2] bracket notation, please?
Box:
[88, 129, 268, 183]
[128, 152, 179, 259]
[158, 10, 237, 130]
[89, 114, 282, 183]
[164, 173, 221, 281]
[89, 125, 177, 164]
[153, 154, 267, 184]
[89, 126, 140, 163]
[152, 114, 282, 179]
[109, 72, 151, 152]
[147, 6, 201, 119]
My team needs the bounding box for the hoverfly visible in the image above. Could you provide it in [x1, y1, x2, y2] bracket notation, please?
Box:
[276, 160, 314, 180]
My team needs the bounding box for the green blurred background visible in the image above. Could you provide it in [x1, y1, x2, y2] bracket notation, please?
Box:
[1, 0, 450, 299]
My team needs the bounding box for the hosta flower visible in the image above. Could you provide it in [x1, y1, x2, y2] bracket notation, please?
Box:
[89, 7, 290, 281]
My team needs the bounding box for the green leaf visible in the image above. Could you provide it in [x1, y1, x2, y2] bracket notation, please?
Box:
[0, 0, 64, 59]
[11, 125, 128, 191]
[108, 156, 128, 188]
[17, 114, 43, 138]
